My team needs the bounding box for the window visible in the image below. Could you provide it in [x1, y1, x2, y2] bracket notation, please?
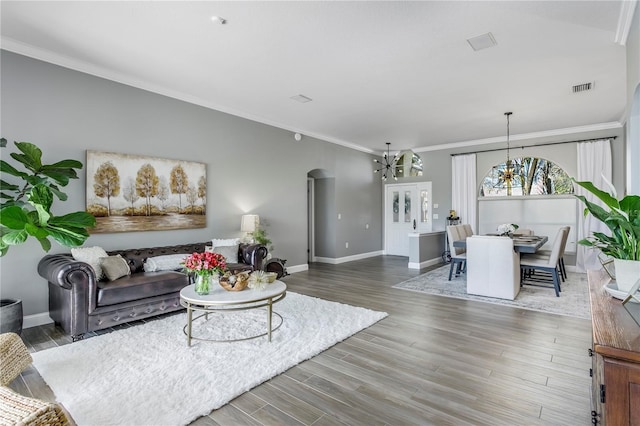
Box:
[394, 151, 423, 177]
[480, 157, 573, 197]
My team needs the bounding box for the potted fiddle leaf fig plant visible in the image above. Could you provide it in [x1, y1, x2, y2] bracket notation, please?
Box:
[0, 137, 96, 335]
[573, 178, 640, 291]
[0, 138, 96, 256]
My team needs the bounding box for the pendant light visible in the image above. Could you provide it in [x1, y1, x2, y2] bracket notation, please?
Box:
[373, 142, 398, 181]
[503, 112, 514, 195]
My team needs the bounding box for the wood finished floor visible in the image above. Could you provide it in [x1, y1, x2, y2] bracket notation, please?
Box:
[12, 256, 593, 425]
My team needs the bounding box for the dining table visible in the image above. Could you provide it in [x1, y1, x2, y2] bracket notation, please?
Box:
[453, 234, 549, 254]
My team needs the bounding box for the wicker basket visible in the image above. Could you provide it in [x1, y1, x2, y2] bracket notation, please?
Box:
[219, 272, 250, 291]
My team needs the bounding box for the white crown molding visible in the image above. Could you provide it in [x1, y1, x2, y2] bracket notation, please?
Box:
[413, 121, 624, 153]
[0, 37, 624, 156]
[614, 0, 638, 46]
[0, 37, 375, 154]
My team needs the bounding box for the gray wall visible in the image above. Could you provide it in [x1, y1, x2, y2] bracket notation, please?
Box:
[626, 6, 640, 195]
[0, 51, 383, 317]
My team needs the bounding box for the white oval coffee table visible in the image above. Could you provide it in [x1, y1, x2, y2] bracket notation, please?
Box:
[179, 280, 286, 346]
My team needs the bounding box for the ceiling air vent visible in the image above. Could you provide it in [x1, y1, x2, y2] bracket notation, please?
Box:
[467, 32, 497, 51]
[572, 82, 594, 93]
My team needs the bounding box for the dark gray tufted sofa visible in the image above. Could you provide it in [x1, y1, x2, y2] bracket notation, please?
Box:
[37, 242, 267, 341]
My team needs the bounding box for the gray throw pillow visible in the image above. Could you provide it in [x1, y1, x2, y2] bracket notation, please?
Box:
[100, 255, 131, 281]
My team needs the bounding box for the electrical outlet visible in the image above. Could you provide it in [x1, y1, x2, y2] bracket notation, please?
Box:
[433, 213, 439, 219]
[365, 223, 369, 229]
[433, 203, 439, 209]
[345, 242, 349, 248]
[338, 213, 341, 220]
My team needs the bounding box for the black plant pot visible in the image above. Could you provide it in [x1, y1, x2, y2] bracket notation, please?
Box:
[0, 299, 23, 335]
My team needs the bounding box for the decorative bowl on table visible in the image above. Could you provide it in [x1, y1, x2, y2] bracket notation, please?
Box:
[247, 271, 276, 290]
[219, 271, 250, 291]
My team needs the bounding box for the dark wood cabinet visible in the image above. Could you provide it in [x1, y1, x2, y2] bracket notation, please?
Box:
[589, 269, 640, 425]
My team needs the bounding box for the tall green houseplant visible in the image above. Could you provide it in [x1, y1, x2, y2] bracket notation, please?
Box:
[0, 138, 96, 256]
[573, 178, 640, 291]
[573, 179, 640, 260]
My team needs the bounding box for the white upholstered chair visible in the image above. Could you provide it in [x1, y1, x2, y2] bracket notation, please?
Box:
[466, 236, 520, 300]
[446, 225, 466, 280]
[462, 224, 474, 238]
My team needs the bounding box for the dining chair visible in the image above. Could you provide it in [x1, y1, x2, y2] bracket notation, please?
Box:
[446, 225, 466, 280]
[462, 224, 474, 238]
[523, 226, 570, 281]
[467, 236, 520, 300]
[519, 227, 565, 296]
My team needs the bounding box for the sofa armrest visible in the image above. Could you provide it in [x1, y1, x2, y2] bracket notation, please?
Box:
[239, 244, 268, 271]
[37, 254, 97, 290]
[37, 254, 100, 315]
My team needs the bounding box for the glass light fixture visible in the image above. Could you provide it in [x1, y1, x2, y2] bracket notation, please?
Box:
[373, 142, 398, 181]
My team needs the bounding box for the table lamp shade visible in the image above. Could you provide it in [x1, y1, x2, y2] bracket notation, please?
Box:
[241, 214, 259, 233]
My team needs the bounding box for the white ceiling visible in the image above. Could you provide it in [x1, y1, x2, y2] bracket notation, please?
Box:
[0, 1, 634, 155]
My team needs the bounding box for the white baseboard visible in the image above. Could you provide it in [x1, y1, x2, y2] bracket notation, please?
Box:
[24, 312, 53, 329]
[286, 264, 308, 274]
[408, 257, 443, 270]
[314, 250, 383, 265]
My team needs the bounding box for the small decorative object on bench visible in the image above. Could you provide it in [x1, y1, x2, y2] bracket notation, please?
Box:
[219, 271, 250, 291]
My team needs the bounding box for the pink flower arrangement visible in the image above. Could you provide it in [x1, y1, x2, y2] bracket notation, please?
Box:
[182, 251, 226, 277]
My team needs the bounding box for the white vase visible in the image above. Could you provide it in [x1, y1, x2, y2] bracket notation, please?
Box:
[613, 259, 640, 292]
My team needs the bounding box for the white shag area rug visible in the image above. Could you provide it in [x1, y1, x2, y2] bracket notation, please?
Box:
[32, 292, 387, 426]
[393, 265, 590, 319]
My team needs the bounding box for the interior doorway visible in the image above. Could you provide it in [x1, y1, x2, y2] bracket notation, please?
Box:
[307, 169, 333, 263]
[307, 177, 314, 263]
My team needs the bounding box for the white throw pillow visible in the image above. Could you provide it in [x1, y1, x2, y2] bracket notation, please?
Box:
[211, 238, 240, 248]
[212, 244, 239, 264]
[144, 254, 188, 272]
[71, 246, 109, 280]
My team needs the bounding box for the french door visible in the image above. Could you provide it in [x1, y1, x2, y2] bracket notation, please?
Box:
[385, 183, 432, 256]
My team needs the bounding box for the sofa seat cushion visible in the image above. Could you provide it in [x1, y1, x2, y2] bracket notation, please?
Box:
[97, 271, 189, 307]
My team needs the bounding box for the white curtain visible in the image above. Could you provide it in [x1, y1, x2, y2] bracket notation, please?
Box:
[451, 154, 477, 230]
[576, 139, 612, 272]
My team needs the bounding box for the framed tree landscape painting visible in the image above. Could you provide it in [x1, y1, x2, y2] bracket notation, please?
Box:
[86, 151, 207, 233]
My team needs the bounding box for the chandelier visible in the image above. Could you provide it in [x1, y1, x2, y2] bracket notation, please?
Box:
[373, 142, 398, 181]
